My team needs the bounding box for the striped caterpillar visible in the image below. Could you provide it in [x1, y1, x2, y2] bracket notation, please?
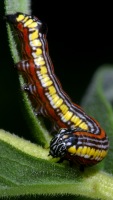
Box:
[6, 12, 109, 168]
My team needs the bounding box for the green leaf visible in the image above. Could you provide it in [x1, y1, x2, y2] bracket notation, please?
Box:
[81, 65, 113, 174]
[0, 129, 113, 200]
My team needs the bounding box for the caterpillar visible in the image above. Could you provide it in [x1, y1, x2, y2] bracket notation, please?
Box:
[6, 12, 109, 168]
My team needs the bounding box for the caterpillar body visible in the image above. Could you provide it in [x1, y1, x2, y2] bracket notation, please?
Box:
[6, 12, 109, 168]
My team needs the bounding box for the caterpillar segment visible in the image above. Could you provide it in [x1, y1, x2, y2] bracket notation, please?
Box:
[50, 128, 109, 167]
[6, 12, 109, 167]
[7, 13, 91, 131]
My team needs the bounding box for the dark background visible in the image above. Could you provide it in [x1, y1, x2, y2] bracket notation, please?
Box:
[0, 1, 113, 141]
[31, 1, 113, 100]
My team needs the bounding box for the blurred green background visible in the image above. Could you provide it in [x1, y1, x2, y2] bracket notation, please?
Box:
[0, 1, 113, 141]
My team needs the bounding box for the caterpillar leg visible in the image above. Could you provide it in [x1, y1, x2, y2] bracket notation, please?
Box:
[15, 60, 46, 117]
[23, 84, 41, 111]
[24, 84, 48, 116]
[15, 60, 37, 85]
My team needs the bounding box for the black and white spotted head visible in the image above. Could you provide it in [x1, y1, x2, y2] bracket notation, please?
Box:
[49, 128, 78, 158]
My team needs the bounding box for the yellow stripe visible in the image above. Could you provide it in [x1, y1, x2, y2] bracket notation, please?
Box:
[24, 19, 33, 27]
[28, 22, 37, 28]
[43, 80, 52, 87]
[76, 147, 83, 155]
[35, 58, 45, 66]
[48, 86, 56, 95]
[52, 94, 60, 104]
[79, 122, 88, 130]
[29, 31, 39, 41]
[22, 16, 29, 23]
[16, 14, 25, 22]
[63, 111, 73, 121]
[68, 146, 76, 154]
[89, 148, 95, 156]
[40, 66, 47, 73]
[55, 98, 63, 108]
[93, 149, 99, 158]
[81, 146, 87, 155]
[60, 104, 68, 115]
[35, 48, 42, 56]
